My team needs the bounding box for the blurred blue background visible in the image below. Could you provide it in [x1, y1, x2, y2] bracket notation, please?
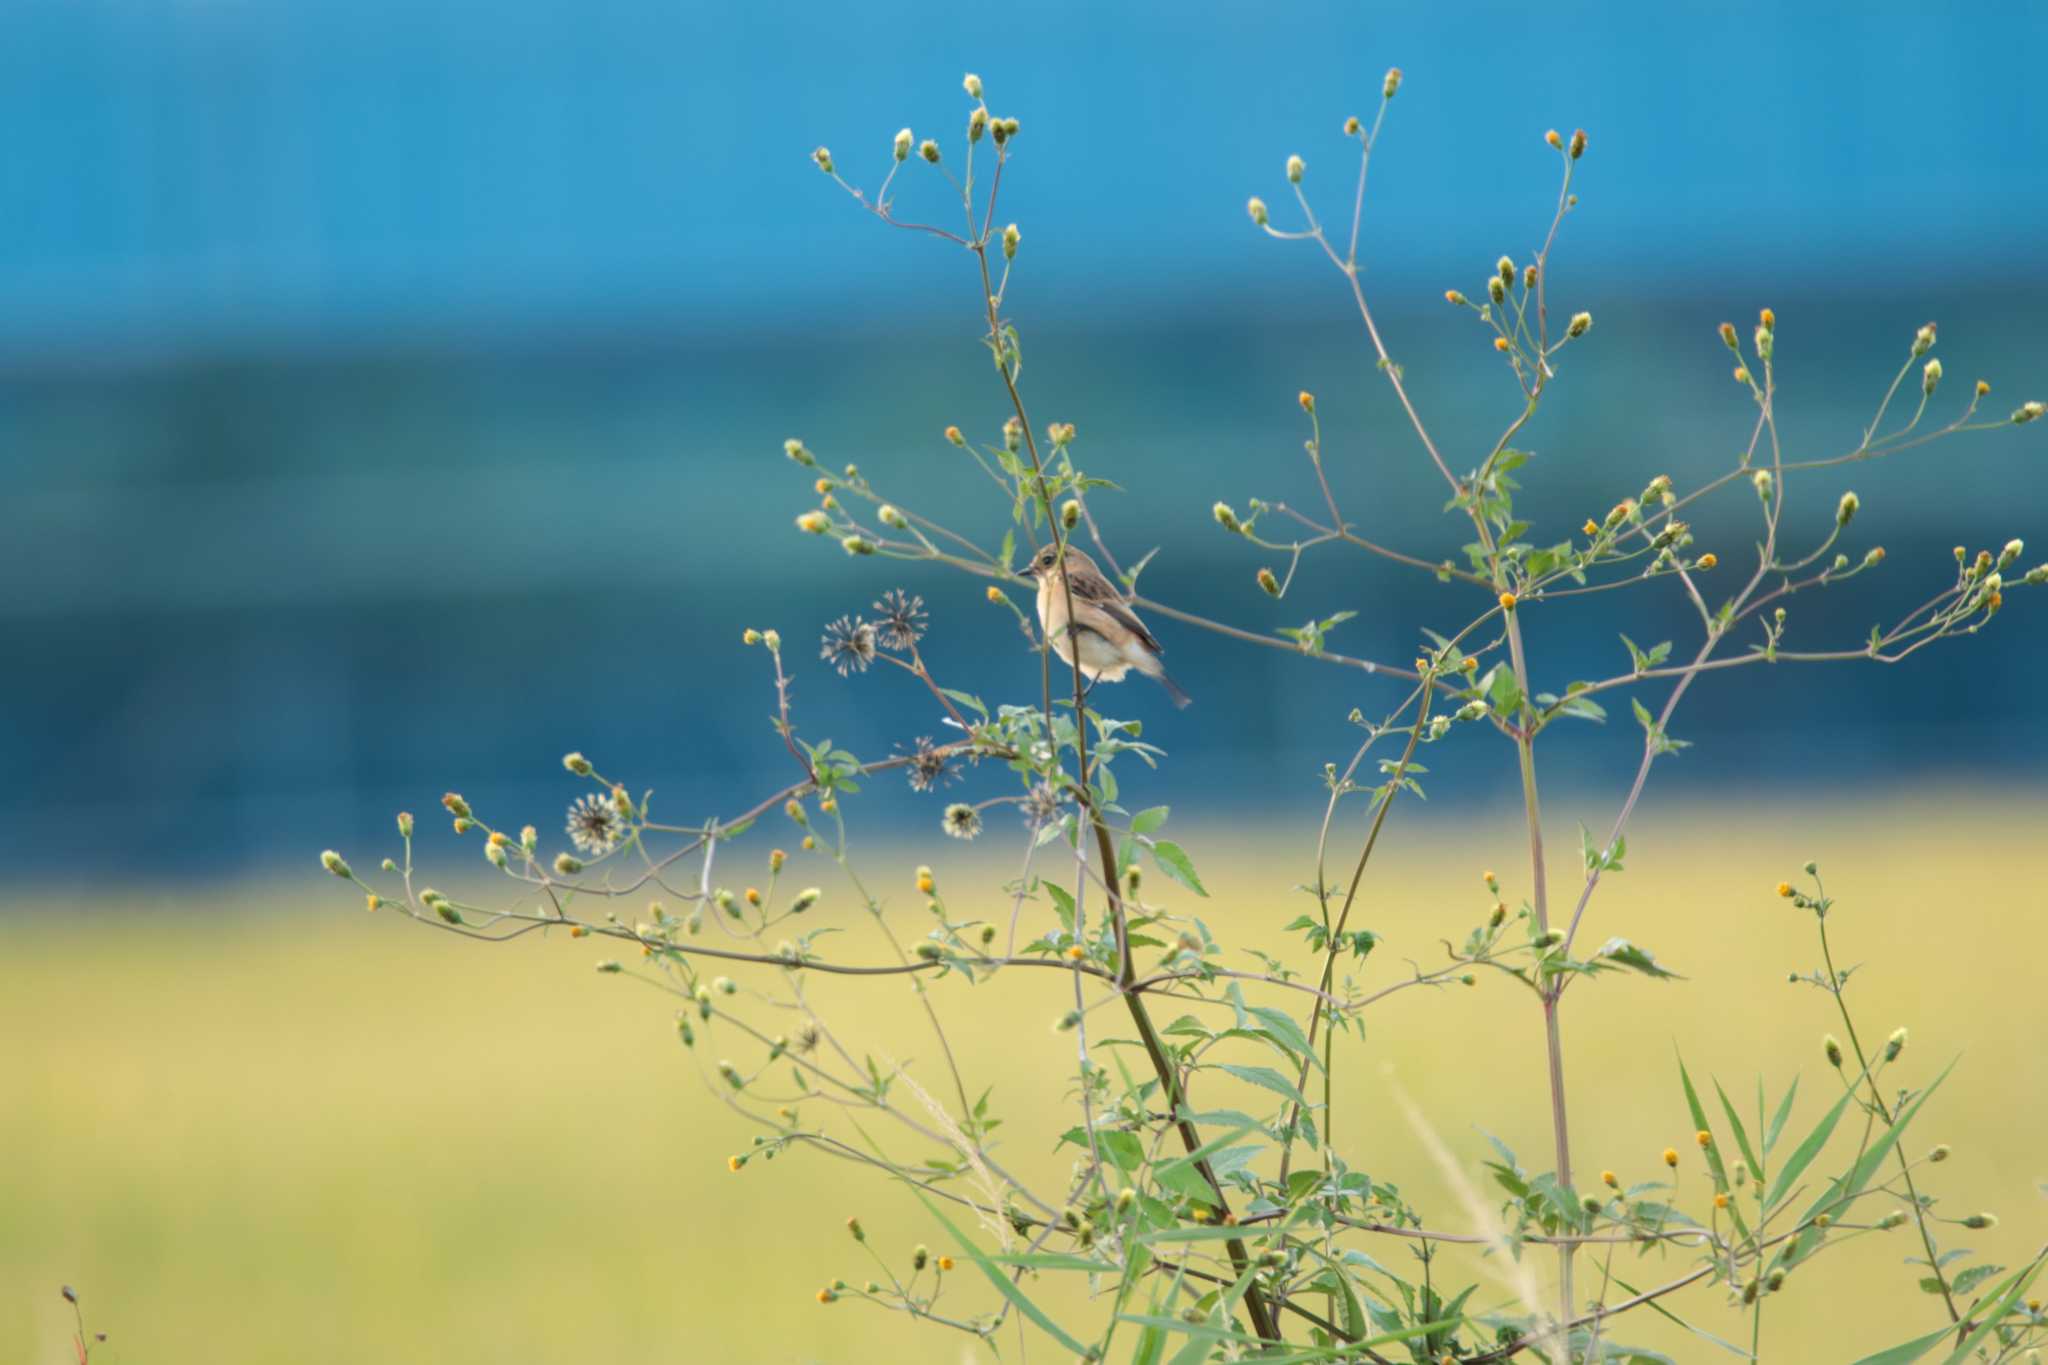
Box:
[5, 0, 2046, 877]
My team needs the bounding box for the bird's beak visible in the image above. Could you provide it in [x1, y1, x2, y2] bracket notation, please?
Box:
[1014, 564, 1036, 578]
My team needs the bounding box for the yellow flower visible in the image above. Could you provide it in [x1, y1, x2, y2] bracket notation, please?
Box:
[1493, 336, 1512, 353]
[1498, 591, 1518, 612]
[1662, 1147, 1679, 1168]
[745, 887, 762, 907]
[727, 1155, 744, 1172]
[1696, 1130, 1712, 1148]
[1714, 1192, 1729, 1209]
[1776, 882, 1793, 898]
[1064, 944, 1086, 962]
[1601, 1170, 1617, 1188]
[1697, 553, 1718, 570]
[936, 1256, 954, 1271]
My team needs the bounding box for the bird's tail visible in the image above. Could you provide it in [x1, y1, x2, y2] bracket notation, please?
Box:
[1155, 669, 1192, 709]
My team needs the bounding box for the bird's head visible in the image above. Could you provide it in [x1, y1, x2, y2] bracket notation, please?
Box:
[1017, 543, 1100, 581]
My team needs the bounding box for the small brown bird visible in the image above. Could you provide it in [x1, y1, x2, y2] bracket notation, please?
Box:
[1017, 544, 1190, 708]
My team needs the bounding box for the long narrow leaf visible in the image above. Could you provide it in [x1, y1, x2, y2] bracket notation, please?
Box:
[1847, 1324, 1954, 1365]
[1942, 1255, 2048, 1363]
[904, 1185, 1090, 1354]
[1765, 1079, 1856, 1207]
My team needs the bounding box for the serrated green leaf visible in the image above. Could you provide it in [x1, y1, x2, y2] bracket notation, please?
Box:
[1150, 841, 1208, 896]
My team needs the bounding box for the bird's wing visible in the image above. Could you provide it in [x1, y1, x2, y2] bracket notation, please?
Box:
[1065, 567, 1163, 654]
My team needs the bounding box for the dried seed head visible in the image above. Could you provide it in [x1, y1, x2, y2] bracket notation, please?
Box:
[1567, 311, 1592, 338]
[1488, 276, 1507, 304]
[1497, 256, 1516, 284]
[1383, 67, 1402, 98]
[919, 139, 940, 164]
[963, 72, 982, 99]
[1257, 567, 1280, 596]
[1912, 321, 1936, 356]
[1002, 415, 1023, 451]
[968, 107, 987, 142]
[1569, 128, 1586, 159]
[1344, 115, 1362, 136]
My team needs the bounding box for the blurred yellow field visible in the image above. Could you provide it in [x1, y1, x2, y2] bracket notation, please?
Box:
[7, 796, 2045, 1363]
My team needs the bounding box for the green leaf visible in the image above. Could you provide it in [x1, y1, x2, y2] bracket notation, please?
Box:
[1765, 1076, 1800, 1154]
[1149, 841, 1209, 897]
[902, 1184, 1089, 1354]
[988, 1252, 1119, 1272]
[1713, 1078, 1761, 1181]
[1765, 1078, 1855, 1208]
[1949, 1263, 2007, 1294]
[1595, 937, 1678, 979]
[1942, 1257, 2048, 1362]
[1247, 1005, 1323, 1072]
[1131, 805, 1170, 835]
[1846, 1324, 1955, 1365]
[1215, 1063, 1311, 1109]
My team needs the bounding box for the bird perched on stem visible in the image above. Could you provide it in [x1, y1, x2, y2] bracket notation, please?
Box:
[1017, 543, 1191, 708]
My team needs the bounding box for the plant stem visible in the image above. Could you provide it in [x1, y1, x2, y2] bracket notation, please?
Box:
[1507, 613, 1575, 1332]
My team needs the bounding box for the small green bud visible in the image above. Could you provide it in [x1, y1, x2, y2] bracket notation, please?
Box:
[563, 751, 592, 775]
[1285, 154, 1304, 184]
[840, 535, 875, 556]
[1246, 196, 1268, 227]
[554, 853, 583, 875]
[1836, 491, 1858, 527]
[1884, 1026, 1907, 1062]
[1928, 1143, 1952, 1162]
[1823, 1034, 1843, 1067]
[440, 791, 471, 820]
[320, 850, 351, 878]
[912, 1244, 929, 1270]
[1923, 357, 1942, 396]
[595, 959, 622, 973]
[968, 107, 987, 143]
[811, 146, 833, 175]
[1115, 1188, 1136, 1213]
[877, 504, 907, 529]
[1212, 502, 1241, 533]
[1961, 1212, 1998, 1230]
[847, 1216, 865, 1241]
[892, 128, 912, 162]
[1002, 223, 1020, 260]
[1877, 1209, 1907, 1229]
[1487, 275, 1506, 305]
[2014, 400, 2045, 424]
[715, 976, 737, 994]
[1054, 1010, 1080, 1032]
[396, 811, 414, 839]
[1382, 67, 1402, 98]
[963, 72, 982, 99]
[1912, 321, 1936, 356]
[1997, 538, 2023, 569]
[1498, 256, 1516, 284]
[717, 1059, 743, 1088]
[1567, 311, 1592, 339]
[380, 858, 397, 872]
[1753, 469, 1774, 502]
[784, 437, 814, 465]
[1256, 567, 1280, 596]
[919, 139, 940, 164]
[1059, 499, 1080, 529]
[789, 887, 822, 914]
